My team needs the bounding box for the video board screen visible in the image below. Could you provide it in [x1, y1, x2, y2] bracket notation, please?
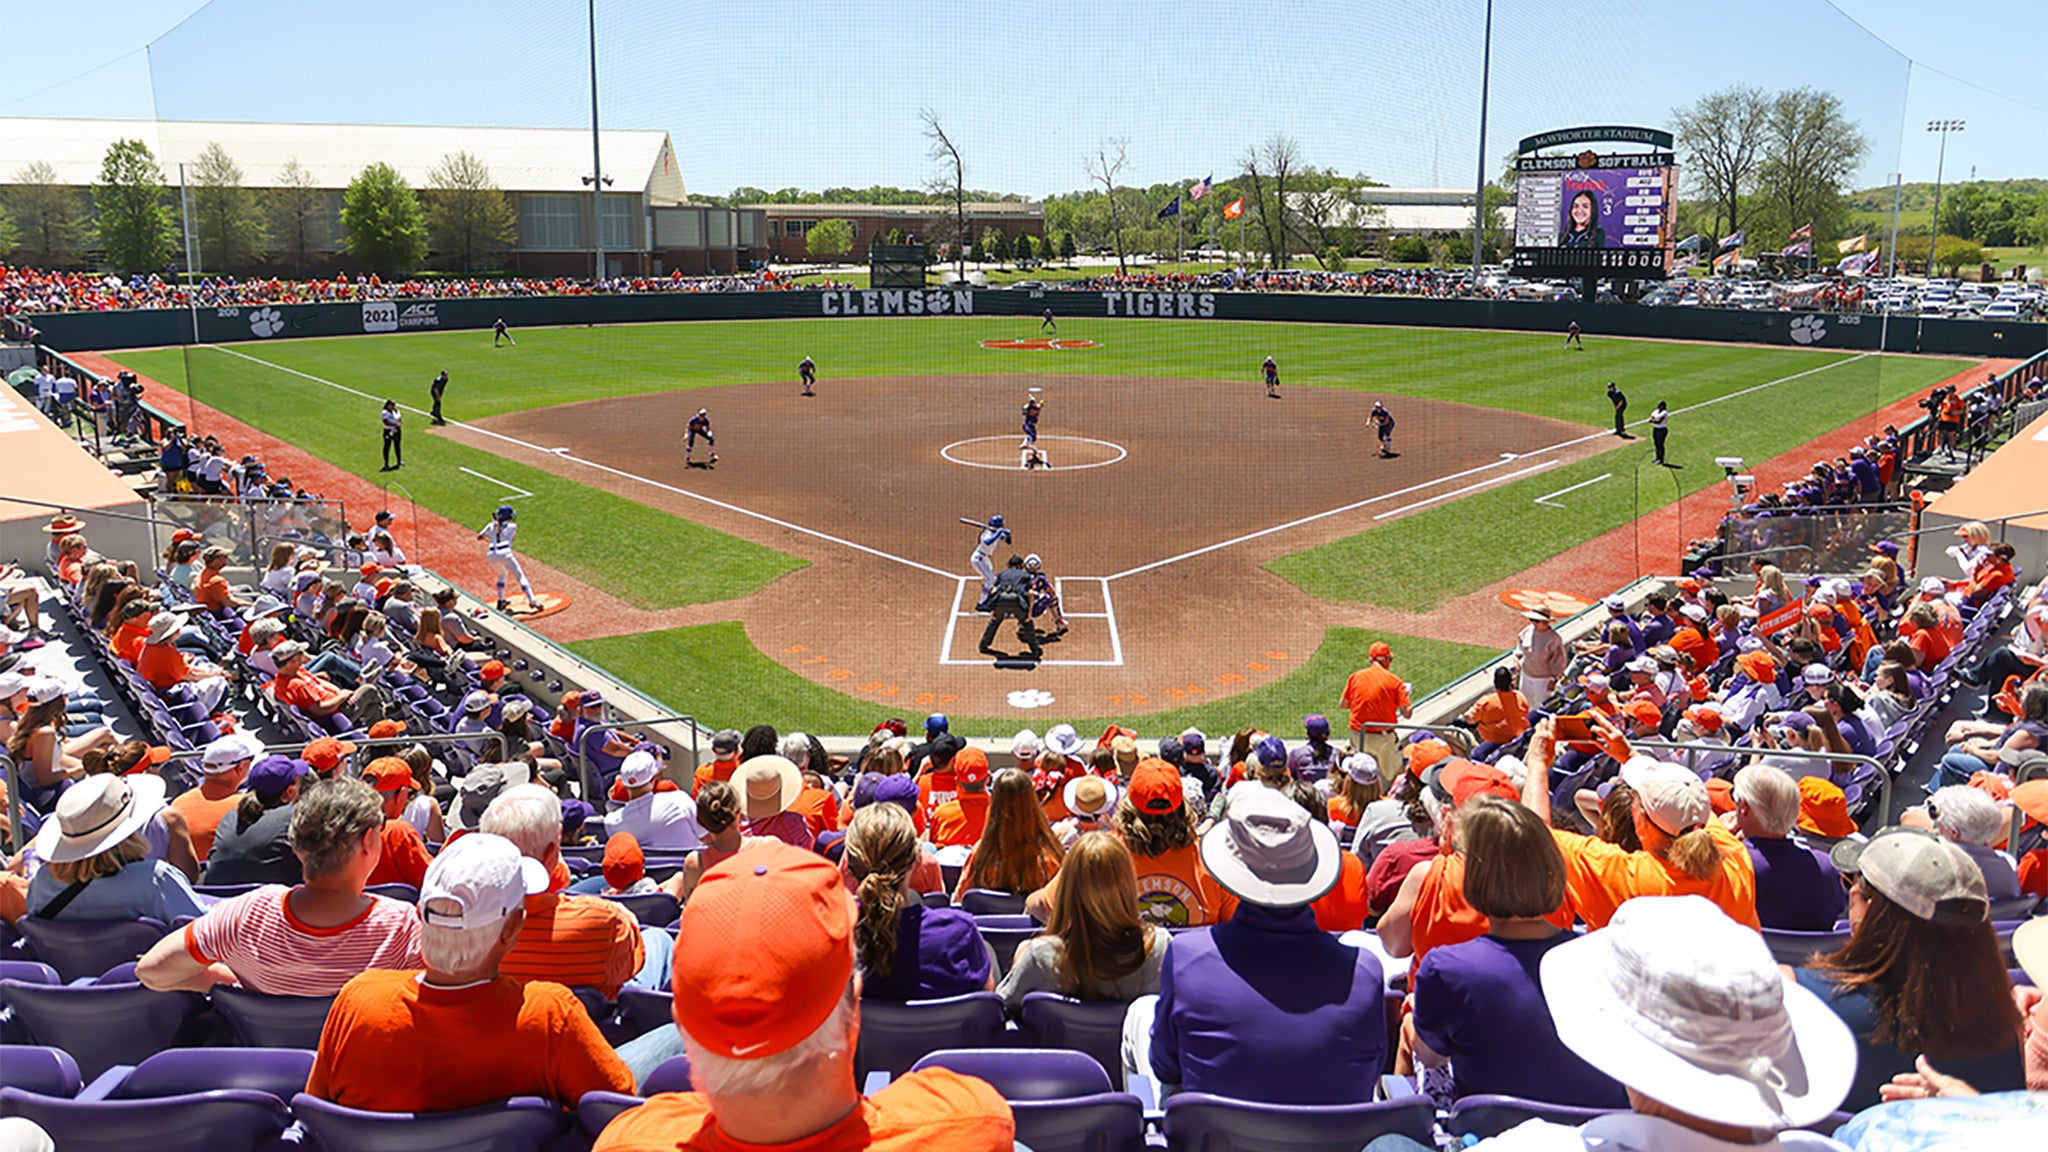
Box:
[1513, 151, 1674, 278]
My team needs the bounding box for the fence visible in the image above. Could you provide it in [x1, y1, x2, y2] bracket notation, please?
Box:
[1717, 504, 1917, 576]
[1896, 347, 2048, 465]
[151, 493, 354, 571]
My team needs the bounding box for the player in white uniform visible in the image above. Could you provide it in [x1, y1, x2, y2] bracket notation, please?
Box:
[478, 504, 536, 612]
[970, 514, 1012, 609]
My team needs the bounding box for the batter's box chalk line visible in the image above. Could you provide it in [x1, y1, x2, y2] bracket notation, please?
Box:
[939, 576, 1124, 667]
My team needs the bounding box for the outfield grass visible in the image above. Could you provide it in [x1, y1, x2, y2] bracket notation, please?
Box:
[1266, 352, 1965, 611]
[568, 622, 1494, 736]
[118, 347, 807, 611]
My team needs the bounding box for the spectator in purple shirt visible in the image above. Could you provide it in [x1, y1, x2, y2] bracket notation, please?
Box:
[1730, 764, 1847, 931]
[1126, 782, 1384, 1102]
[844, 802, 993, 1000]
[1408, 795, 1627, 1107]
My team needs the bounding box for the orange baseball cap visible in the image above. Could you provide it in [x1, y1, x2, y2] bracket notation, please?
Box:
[602, 832, 645, 890]
[1683, 705, 1724, 734]
[1431, 759, 1517, 807]
[366, 719, 408, 739]
[1795, 777, 1855, 839]
[672, 842, 854, 1061]
[1405, 738, 1453, 779]
[1128, 758, 1184, 814]
[112, 744, 172, 775]
[480, 659, 506, 681]
[1622, 700, 1664, 730]
[1369, 641, 1393, 662]
[1705, 777, 1737, 815]
[361, 756, 413, 792]
[301, 736, 358, 772]
[2012, 780, 2048, 826]
[952, 746, 990, 786]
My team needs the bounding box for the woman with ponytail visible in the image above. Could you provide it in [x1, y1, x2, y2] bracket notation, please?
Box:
[844, 802, 994, 1000]
[1523, 716, 1758, 930]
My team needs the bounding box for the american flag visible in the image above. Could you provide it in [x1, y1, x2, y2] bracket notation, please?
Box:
[1189, 174, 1212, 201]
[1788, 223, 1812, 242]
[1781, 240, 1813, 257]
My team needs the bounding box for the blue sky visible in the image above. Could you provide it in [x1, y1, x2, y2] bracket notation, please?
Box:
[5, 0, 2043, 197]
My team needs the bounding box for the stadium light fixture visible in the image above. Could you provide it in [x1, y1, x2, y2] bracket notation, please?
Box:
[1925, 119, 1964, 278]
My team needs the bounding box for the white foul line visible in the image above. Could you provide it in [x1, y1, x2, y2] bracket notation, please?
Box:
[458, 466, 535, 500]
[1371, 459, 1562, 520]
[204, 344, 959, 581]
[1104, 352, 1874, 581]
[1533, 472, 1613, 509]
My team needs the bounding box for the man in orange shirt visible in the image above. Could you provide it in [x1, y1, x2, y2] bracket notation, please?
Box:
[307, 832, 633, 1112]
[915, 733, 966, 834]
[691, 728, 743, 795]
[361, 757, 434, 887]
[1341, 641, 1411, 786]
[479, 783, 665, 999]
[171, 733, 258, 861]
[192, 547, 251, 614]
[928, 748, 992, 849]
[136, 611, 231, 713]
[594, 842, 1014, 1152]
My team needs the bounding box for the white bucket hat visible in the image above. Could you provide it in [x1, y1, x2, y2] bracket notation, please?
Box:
[145, 611, 188, 646]
[1044, 723, 1085, 758]
[35, 773, 168, 864]
[1540, 894, 1855, 1130]
[1198, 782, 1339, 907]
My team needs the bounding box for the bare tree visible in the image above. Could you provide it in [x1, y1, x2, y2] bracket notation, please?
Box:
[1670, 85, 1770, 241]
[920, 108, 966, 279]
[1238, 133, 1301, 268]
[268, 158, 328, 275]
[1085, 137, 1131, 274]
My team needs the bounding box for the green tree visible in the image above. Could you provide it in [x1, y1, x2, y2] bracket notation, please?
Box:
[805, 217, 853, 260]
[1386, 235, 1431, 263]
[1012, 232, 1034, 264]
[93, 139, 178, 274]
[190, 140, 268, 273]
[267, 158, 328, 275]
[1670, 85, 1772, 241]
[425, 151, 516, 272]
[1059, 231, 1076, 261]
[7, 161, 91, 267]
[1755, 88, 1867, 244]
[983, 226, 1010, 264]
[340, 162, 428, 274]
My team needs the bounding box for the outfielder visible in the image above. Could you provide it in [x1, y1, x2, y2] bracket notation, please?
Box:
[1024, 553, 1067, 633]
[968, 514, 1012, 608]
[478, 504, 536, 612]
[686, 408, 717, 467]
[799, 355, 816, 397]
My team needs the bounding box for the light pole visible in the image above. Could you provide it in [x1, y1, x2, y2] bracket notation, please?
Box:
[1469, 0, 1494, 282]
[586, 0, 607, 282]
[1925, 119, 1964, 278]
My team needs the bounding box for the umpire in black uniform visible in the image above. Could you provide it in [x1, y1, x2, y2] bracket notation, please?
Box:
[979, 555, 1043, 659]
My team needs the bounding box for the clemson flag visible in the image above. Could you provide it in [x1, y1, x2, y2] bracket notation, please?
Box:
[1222, 197, 1246, 220]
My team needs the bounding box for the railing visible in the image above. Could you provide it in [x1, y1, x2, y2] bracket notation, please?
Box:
[152, 493, 353, 571]
[158, 731, 510, 787]
[573, 711, 702, 800]
[1632, 739, 1890, 829]
[1896, 348, 2047, 466]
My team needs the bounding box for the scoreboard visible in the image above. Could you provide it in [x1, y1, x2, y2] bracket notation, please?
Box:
[1511, 127, 1676, 280]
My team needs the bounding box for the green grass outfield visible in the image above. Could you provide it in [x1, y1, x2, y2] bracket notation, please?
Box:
[568, 622, 1494, 736]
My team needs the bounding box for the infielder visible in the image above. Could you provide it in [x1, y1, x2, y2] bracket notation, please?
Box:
[1370, 401, 1397, 458]
[1040, 308, 1056, 333]
[799, 355, 816, 397]
[1262, 355, 1280, 399]
[686, 408, 717, 467]
[1024, 553, 1067, 633]
[969, 514, 1012, 609]
[478, 504, 536, 612]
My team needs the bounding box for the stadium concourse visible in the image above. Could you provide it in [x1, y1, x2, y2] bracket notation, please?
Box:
[2, 337, 2047, 1152]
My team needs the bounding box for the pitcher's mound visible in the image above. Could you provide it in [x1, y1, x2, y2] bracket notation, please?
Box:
[980, 338, 1101, 350]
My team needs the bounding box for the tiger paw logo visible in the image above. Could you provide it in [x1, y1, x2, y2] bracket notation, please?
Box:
[1007, 688, 1056, 709]
[1789, 314, 1826, 345]
[248, 308, 284, 338]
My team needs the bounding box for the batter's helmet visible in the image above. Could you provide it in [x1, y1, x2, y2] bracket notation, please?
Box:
[496, 505, 515, 521]
[1024, 554, 1042, 572]
[988, 514, 1004, 528]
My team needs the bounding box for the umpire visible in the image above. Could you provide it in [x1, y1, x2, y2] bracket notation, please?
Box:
[979, 555, 1042, 660]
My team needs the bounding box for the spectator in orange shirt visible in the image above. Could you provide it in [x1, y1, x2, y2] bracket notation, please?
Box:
[928, 748, 993, 849]
[1029, 758, 1233, 928]
[915, 733, 966, 834]
[779, 733, 839, 836]
[306, 832, 633, 1113]
[136, 611, 231, 713]
[1460, 666, 1530, 760]
[108, 600, 154, 665]
[1284, 782, 1371, 932]
[480, 783, 668, 998]
[691, 728, 743, 795]
[594, 842, 1015, 1152]
[2012, 777, 2048, 898]
[171, 733, 259, 861]
[361, 757, 434, 888]
[1341, 641, 1411, 786]
[192, 547, 251, 614]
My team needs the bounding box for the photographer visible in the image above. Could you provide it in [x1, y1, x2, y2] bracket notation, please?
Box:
[1930, 385, 1966, 459]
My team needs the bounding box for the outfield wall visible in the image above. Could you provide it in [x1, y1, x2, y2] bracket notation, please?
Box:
[27, 288, 2046, 358]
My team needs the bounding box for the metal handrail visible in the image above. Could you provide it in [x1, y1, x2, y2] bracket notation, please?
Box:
[1631, 738, 1891, 829]
[573, 711, 701, 801]
[160, 730, 510, 772]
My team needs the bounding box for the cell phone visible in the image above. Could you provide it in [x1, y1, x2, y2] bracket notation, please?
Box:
[1552, 713, 1596, 742]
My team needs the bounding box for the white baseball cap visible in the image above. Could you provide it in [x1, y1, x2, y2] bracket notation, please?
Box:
[1918, 576, 1947, 595]
[24, 678, 69, 707]
[1679, 603, 1709, 621]
[1800, 664, 1833, 686]
[201, 732, 261, 771]
[1011, 728, 1041, 759]
[418, 832, 549, 930]
[617, 749, 661, 789]
[1602, 595, 1628, 611]
[1618, 755, 1711, 837]
[1342, 752, 1380, 786]
[0, 671, 27, 699]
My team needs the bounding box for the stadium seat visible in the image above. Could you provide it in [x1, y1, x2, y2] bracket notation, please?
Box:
[0, 1085, 293, 1152]
[292, 1092, 573, 1152]
[605, 892, 682, 927]
[643, 1054, 693, 1095]
[16, 916, 167, 982]
[856, 992, 1007, 1080]
[363, 883, 421, 903]
[0, 1046, 81, 1098]
[1446, 1094, 1626, 1139]
[1018, 992, 1135, 1086]
[0, 961, 60, 1043]
[210, 985, 338, 1050]
[106, 1047, 314, 1102]
[958, 889, 1027, 916]
[1158, 1091, 1437, 1152]
[1760, 927, 1852, 967]
[576, 1090, 645, 1139]
[974, 914, 1040, 979]
[0, 979, 207, 1080]
[912, 1048, 1145, 1152]
[616, 985, 675, 1040]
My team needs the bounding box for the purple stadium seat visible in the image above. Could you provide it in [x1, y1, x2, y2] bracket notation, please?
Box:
[855, 992, 1006, 1080]
[210, 985, 338, 1050]
[291, 1092, 572, 1152]
[1760, 927, 1851, 967]
[104, 1047, 314, 1102]
[96, 962, 142, 985]
[974, 915, 1040, 979]
[0, 979, 207, 1080]
[1018, 992, 1136, 1086]
[1158, 1092, 1436, 1152]
[363, 883, 421, 903]
[615, 985, 675, 1040]
[574, 1056, 693, 1139]
[604, 891, 681, 927]
[0, 961, 61, 1043]
[919, 890, 952, 908]
[912, 1048, 1146, 1152]
[1447, 1094, 1625, 1139]
[16, 916, 168, 982]
[0, 1085, 293, 1152]
[0, 1046, 82, 1097]
[643, 1054, 693, 1096]
[958, 888, 1027, 916]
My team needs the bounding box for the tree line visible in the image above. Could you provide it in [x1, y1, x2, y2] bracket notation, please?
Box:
[1, 137, 520, 276]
